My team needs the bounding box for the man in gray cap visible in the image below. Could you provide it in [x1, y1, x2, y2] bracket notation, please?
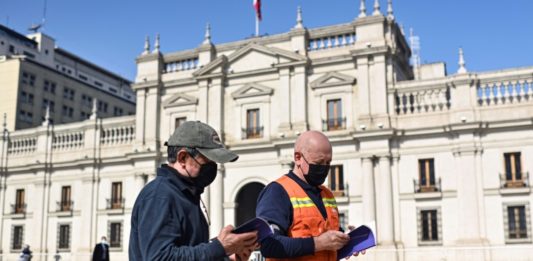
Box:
[129, 121, 258, 261]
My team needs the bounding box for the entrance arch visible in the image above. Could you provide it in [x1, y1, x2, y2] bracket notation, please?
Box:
[235, 182, 265, 226]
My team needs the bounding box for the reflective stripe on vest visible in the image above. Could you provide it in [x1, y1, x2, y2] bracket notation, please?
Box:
[290, 197, 337, 209]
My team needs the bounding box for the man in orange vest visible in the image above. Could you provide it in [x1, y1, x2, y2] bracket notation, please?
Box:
[256, 130, 363, 260]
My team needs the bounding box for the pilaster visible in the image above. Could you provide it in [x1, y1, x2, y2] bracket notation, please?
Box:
[362, 157, 376, 224]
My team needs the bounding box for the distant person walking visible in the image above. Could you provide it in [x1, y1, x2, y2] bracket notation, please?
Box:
[92, 236, 110, 261]
[18, 244, 32, 261]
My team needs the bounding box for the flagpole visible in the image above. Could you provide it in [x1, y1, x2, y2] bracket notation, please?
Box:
[255, 16, 259, 37]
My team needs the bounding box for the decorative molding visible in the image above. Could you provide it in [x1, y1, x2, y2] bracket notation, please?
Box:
[231, 83, 274, 99]
[194, 43, 306, 78]
[310, 72, 356, 89]
[162, 93, 198, 108]
[226, 43, 306, 64]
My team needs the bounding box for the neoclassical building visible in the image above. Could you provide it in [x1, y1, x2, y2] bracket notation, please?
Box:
[0, 1, 532, 260]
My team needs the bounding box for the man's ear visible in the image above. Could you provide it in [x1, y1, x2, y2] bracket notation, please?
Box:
[294, 152, 301, 164]
[177, 150, 188, 165]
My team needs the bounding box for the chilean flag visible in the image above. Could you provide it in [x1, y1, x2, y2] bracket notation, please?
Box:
[253, 0, 262, 21]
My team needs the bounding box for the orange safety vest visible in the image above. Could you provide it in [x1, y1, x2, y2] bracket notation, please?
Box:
[266, 175, 340, 261]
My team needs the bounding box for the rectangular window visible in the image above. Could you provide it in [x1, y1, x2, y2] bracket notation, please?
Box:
[328, 165, 344, 195]
[109, 222, 122, 248]
[58, 224, 71, 250]
[20, 91, 33, 104]
[42, 99, 55, 112]
[78, 74, 88, 81]
[421, 210, 438, 242]
[338, 212, 348, 231]
[111, 182, 123, 209]
[175, 117, 187, 130]
[9, 45, 15, 53]
[504, 152, 524, 187]
[508, 206, 528, 239]
[113, 107, 123, 116]
[82, 94, 93, 107]
[21, 71, 36, 86]
[43, 80, 56, 93]
[15, 189, 25, 214]
[245, 109, 261, 139]
[326, 99, 344, 131]
[60, 186, 72, 211]
[12, 225, 24, 250]
[23, 51, 35, 59]
[98, 101, 108, 113]
[63, 87, 75, 101]
[94, 81, 103, 87]
[418, 159, 436, 192]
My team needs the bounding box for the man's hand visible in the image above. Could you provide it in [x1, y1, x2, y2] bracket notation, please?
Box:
[313, 230, 349, 252]
[345, 225, 366, 259]
[229, 242, 259, 261]
[218, 225, 258, 256]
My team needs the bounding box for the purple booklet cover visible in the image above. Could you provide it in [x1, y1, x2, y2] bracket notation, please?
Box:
[337, 225, 376, 259]
[232, 217, 274, 241]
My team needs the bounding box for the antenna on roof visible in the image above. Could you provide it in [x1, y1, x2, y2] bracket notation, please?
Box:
[409, 28, 421, 79]
[28, 0, 47, 33]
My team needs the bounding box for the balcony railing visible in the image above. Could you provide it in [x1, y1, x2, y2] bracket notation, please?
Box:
[500, 172, 529, 189]
[413, 178, 441, 193]
[56, 201, 74, 212]
[106, 198, 125, 210]
[308, 33, 356, 51]
[322, 117, 346, 131]
[164, 57, 199, 73]
[242, 126, 264, 139]
[11, 203, 27, 214]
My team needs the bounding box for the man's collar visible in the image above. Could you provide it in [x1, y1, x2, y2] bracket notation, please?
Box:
[287, 170, 322, 192]
[160, 164, 203, 198]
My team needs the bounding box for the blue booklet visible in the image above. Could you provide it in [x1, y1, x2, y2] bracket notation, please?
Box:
[232, 217, 274, 241]
[337, 225, 376, 259]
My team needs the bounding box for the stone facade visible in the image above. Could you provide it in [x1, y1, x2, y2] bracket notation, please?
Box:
[0, 2, 532, 261]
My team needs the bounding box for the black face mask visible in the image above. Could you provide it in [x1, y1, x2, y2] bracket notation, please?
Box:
[185, 155, 218, 191]
[301, 155, 330, 186]
[191, 160, 218, 189]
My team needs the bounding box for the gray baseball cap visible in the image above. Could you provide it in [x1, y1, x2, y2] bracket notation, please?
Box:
[165, 121, 239, 163]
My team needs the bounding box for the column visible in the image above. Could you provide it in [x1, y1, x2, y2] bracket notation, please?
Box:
[207, 78, 224, 237]
[32, 172, 47, 258]
[376, 156, 394, 245]
[357, 57, 371, 117]
[278, 68, 291, 132]
[361, 157, 375, 224]
[0, 129, 7, 254]
[391, 154, 403, 246]
[209, 168, 224, 237]
[455, 149, 481, 241]
[134, 88, 146, 146]
[290, 66, 308, 131]
[79, 176, 96, 255]
[144, 87, 161, 151]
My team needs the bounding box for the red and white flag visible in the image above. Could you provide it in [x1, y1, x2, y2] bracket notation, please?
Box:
[253, 0, 262, 21]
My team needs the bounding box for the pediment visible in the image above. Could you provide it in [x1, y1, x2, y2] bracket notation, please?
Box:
[231, 83, 274, 99]
[162, 93, 198, 108]
[310, 72, 356, 89]
[194, 43, 306, 77]
[193, 55, 227, 77]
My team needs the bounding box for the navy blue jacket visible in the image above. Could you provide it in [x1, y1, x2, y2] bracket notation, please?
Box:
[129, 164, 227, 261]
[256, 171, 328, 258]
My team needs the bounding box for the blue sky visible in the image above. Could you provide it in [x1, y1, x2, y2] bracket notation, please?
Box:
[1, 0, 532, 80]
